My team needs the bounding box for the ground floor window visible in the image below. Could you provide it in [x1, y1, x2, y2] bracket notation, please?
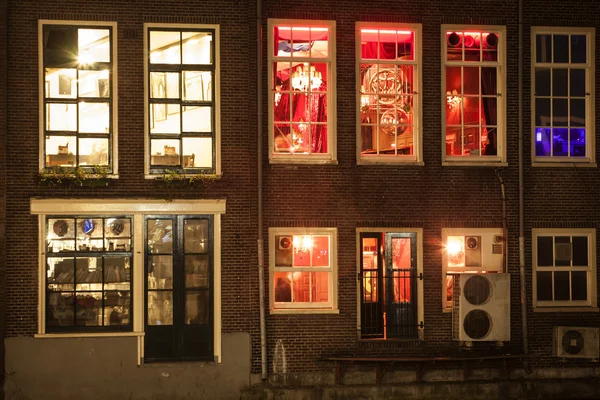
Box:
[358, 229, 423, 340]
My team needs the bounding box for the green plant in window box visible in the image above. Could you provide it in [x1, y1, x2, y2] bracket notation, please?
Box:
[156, 169, 221, 188]
[38, 165, 110, 187]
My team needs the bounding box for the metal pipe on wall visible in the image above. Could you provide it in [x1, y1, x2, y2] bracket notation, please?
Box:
[518, 0, 530, 366]
[256, 0, 268, 381]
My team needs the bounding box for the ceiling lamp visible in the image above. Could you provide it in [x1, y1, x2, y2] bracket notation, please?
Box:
[291, 63, 322, 91]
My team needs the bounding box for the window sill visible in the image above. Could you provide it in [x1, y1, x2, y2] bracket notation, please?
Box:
[533, 306, 599, 313]
[358, 159, 424, 167]
[442, 161, 508, 167]
[532, 161, 597, 168]
[270, 308, 340, 315]
[145, 173, 223, 180]
[269, 156, 338, 166]
[35, 331, 144, 339]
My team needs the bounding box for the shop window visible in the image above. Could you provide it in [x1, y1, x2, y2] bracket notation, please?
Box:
[532, 229, 597, 310]
[40, 21, 117, 172]
[442, 25, 506, 164]
[145, 24, 220, 175]
[269, 19, 337, 164]
[357, 23, 422, 164]
[269, 228, 338, 313]
[532, 27, 595, 164]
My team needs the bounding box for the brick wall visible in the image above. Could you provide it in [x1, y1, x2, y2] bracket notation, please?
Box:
[1, 0, 7, 396]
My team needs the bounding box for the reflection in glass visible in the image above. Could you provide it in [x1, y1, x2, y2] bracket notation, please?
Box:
[148, 255, 173, 289]
[184, 220, 208, 253]
[147, 219, 173, 253]
[147, 291, 173, 325]
[185, 292, 209, 324]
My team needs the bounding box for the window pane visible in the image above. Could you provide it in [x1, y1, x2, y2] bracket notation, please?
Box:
[552, 69, 568, 97]
[44, 26, 78, 66]
[147, 220, 173, 254]
[182, 106, 211, 132]
[463, 67, 479, 95]
[535, 98, 551, 127]
[537, 236, 554, 266]
[536, 34, 552, 63]
[78, 29, 110, 63]
[148, 255, 173, 289]
[182, 137, 212, 168]
[570, 99, 586, 127]
[535, 128, 551, 156]
[571, 236, 588, 266]
[309, 27, 329, 58]
[105, 291, 130, 326]
[293, 235, 312, 267]
[552, 99, 568, 126]
[182, 31, 212, 64]
[185, 255, 209, 288]
[554, 236, 571, 266]
[45, 68, 77, 98]
[391, 237, 411, 269]
[105, 218, 131, 239]
[48, 257, 75, 290]
[150, 72, 179, 99]
[275, 235, 293, 267]
[79, 138, 109, 166]
[571, 35, 587, 64]
[150, 31, 180, 64]
[292, 272, 310, 302]
[185, 292, 209, 324]
[150, 139, 180, 166]
[464, 33, 481, 62]
[311, 272, 329, 303]
[79, 102, 110, 133]
[184, 219, 209, 253]
[535, 68, 551, 96]
[570, 128, 586, 157]
[379, 30, 396, 60]
[79, 70, 110, 97]
[151, 104, 180, 134]
[570, 69, 586, 97]
[46, 136, 77, 167]
[553, 35, 569, 63]
[312, 235, 329, 267]
[571, 271, 588, 301]
[554, 271, 570, 300]
[446, 127, 462, 155]
[104, 257, 130, 290]
[183, 71, 211, 101]
[47, 293, 75, 327]
[552, 128, 569, 156]
[274, 272, 292, 302]
[47, 103, 77, 131]
[147, 291, 173, 325]
[537, 271, 553, 301]
[446, 66, 461, 94]
[75, 292, 102, 326]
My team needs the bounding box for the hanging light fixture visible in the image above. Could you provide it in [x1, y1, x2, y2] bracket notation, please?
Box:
[291, 63, 322, 91]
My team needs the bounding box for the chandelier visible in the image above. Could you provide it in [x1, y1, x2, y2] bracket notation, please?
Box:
[291, 63, 322, 91]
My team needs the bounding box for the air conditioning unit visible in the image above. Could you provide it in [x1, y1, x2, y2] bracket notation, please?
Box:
[453, 273, 510, 342]
[443, 228, 505, 273]
[553, 327, 599, 359]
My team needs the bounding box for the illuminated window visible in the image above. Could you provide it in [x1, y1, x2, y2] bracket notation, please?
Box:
[40, 21, 117, 172]
[532, 27, 595, 164]
[532, 229, 597, 310]
[145, 24, 220, 174]
[442, 25, 506, 164]
[358, 229, 424, 340]
[357, 23, 421, 163]
[45, 216, 133, 332]
[268, 19, 337, 164]
[269, 228, 337, 312]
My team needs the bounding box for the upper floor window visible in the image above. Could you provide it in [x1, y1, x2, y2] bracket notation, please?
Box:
[442, 26, 506, 165]
[269, 228, 338, 313]
[357, 24, 422, 164]
[269, 19, 337, 164]
[40, 21, 117, 172]
[532, 27, 595, 164]
[145, 24, 220, 175]
[532, 229, 597, 310]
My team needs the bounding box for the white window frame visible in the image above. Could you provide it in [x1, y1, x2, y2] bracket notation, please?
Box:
[531, 27, 596, 167]
[268, 19, 337, 165]
[38, 20, 119, 176]
[355, 228, 424, 340]
[31, 198, 226, 364]
[441, 25, 507, 166]
[532, 228, 598, 311]
[356, 23, 423, 165]
[268, 227, 338, 314]
[143, 23, 221, 177]
[441, 228, 506, 312]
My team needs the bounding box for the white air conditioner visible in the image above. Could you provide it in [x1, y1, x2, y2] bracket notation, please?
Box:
[453, 273, 510, 342]
[553, 326, 599, 359]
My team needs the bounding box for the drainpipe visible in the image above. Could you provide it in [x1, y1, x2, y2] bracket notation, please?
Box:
[518, 0, 530, 368]
[256, 0, 268, 381]
[495, 169, 508, 273]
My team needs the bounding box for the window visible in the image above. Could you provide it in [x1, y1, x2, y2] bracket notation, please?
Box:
[40, 21, 117, 172]
[532, 229, 597, 310]
[442, 25, 506, 164]
[358, 229, 424, 340]
[269, 228, 338, 313]
[269, 20, 337, 164]
[45, 216, 132, 332]
[145, 24, 220, 175]
[441, 228, 505, 310]
[357, 23, 422, 164]
[32, 199, 225, 363]
[532, 27, 595, 164]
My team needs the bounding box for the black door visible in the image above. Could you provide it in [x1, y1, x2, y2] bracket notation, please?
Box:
[144, 215, 213, 362]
